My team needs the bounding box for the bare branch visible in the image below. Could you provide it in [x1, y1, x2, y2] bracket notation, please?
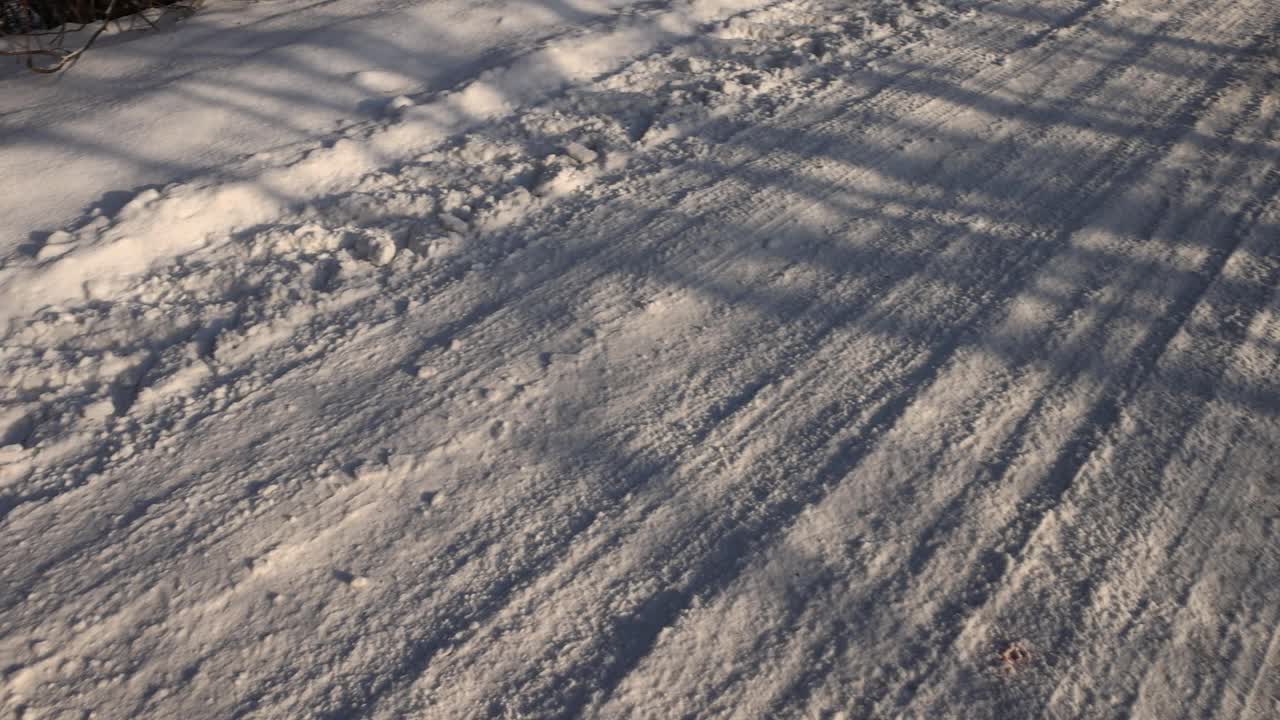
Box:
[1, 0, 197, 73]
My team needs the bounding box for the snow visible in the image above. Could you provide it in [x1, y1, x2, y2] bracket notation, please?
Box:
[2, 0, 1280, 716]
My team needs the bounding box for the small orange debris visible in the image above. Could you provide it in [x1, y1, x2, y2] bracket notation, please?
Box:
[996, 641, 1032, 674]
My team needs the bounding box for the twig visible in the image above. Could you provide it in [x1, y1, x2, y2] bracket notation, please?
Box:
[3, 0, 116, 72]
[4, 0, 199, 73]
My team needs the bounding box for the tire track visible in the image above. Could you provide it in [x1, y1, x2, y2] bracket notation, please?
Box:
[1027, 177, 1280, 717]
[230, 7, 1121, 712]
[399, 2, 1247, 715]
[868, 47, 1280, 720]
[4, 1, 1270, 718]
[0, 0, 1167, 702]
[1038, 104, 1280, 687]
[606, 0, 1269, 712]
[886, 41, 1280, 720]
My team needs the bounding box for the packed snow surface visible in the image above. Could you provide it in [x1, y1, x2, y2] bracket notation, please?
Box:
[2, 0, 1279, 717]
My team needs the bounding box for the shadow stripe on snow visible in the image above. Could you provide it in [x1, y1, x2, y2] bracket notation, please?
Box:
[288, 16, 1100, 712]
[655, 5, 1274, 712]
[846, 28, 1280, 717]
[465, 9, 1248, 715]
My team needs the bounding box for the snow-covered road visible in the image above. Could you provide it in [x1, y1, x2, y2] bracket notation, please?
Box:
[2, 0, 1279, 717]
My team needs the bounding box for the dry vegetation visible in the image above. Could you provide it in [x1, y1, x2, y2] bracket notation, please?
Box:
[1, 0, 199, 72]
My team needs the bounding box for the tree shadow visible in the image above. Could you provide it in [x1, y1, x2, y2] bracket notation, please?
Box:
[1, 0, 1279, 718]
